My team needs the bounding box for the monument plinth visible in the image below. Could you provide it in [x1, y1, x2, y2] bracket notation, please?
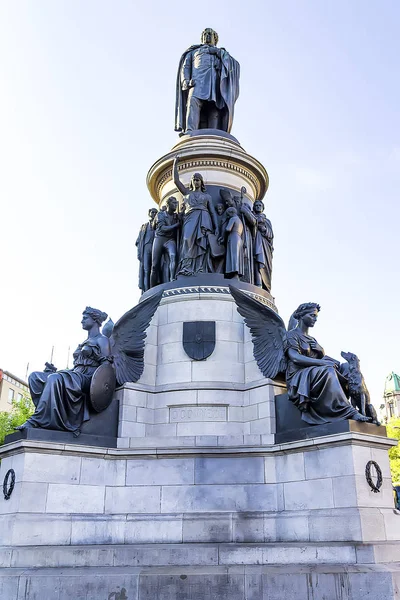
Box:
[1, 26, 400, 600]
[147, 130, 269, 207]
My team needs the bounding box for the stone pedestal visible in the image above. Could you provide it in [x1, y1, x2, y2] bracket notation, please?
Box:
[1, 285, 400, 598]
[147, 129, 269, 207]
[1, 423, 400, 598]
[2, 132, 400, 598]
[115, 277, 281, 449]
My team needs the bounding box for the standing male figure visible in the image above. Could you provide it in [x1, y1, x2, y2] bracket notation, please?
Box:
[136, 208, 158, 293]
[175, 28, 240, 134]
[150, 196, 180, 287]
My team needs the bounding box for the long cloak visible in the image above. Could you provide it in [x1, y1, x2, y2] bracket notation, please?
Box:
[174, 45, 240, 133]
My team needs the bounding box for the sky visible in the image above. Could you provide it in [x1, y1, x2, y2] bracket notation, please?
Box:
[0, 0, 399, 407]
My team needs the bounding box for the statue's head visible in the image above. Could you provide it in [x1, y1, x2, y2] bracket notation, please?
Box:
[148, 208, 158, 220]
[253, 199, 265, 214]
[81, 307, 108, 330]
[216, 203, 225, 216]
[190, 172, 206, 192]
[220, 188, 233, 207]
[226, 207, 237, 218]
[292, 303, 321, 328]
[166, 196, 178, 212]
[201, 28, 218, 46]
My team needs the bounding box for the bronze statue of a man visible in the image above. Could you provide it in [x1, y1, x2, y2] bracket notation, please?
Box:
[136, 208, 158, 293]
[150, 196, 180, 287]
[175, 28, 240, 134]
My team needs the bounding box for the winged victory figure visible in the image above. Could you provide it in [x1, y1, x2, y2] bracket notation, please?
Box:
[229, 286, 371, 425]
[17, 290, 163, 434]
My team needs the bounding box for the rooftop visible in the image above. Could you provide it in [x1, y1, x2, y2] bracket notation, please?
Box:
[384, 372, 400, 395]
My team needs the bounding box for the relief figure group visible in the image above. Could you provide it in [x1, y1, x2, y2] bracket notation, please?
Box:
[136, 156, 274, 293]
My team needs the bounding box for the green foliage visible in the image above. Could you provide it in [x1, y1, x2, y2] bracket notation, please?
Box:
[387, 417, 400, 483]
[0, 395, 34, 445]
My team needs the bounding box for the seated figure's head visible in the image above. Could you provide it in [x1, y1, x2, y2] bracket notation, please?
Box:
[226, 207, 237, 218]
[292, 303, 321, 329]
[201, 28, 218, 46]
[81, 307, 108, 330]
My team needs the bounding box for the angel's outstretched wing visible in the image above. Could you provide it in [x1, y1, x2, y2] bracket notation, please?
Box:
[110, 290, 163, 385]
[229, 286, 287, 379]
[102, 318, 115, 339]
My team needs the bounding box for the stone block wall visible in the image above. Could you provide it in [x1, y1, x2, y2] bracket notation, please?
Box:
[115, 291, 285, 445]
[0, 434, 398, 547]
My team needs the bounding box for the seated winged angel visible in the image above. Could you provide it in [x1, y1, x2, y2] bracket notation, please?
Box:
[230, 287, 377, 425]
[16, 291, 163, 434]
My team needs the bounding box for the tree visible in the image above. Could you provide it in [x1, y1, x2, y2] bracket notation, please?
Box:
[387, 417, 400, 483]
[0, 395, 34, 444]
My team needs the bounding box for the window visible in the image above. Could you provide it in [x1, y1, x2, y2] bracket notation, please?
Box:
[8, 388, 14, 403]
[17, 393, 23, 402]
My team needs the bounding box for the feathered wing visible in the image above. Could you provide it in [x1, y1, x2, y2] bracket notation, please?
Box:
[229, 286, 287, 379]
[102, 318, 115, 339]
[110, 290, 164, 386]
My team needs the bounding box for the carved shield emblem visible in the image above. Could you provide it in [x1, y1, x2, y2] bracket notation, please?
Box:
[183, 321, 216, 361]
[89, 362, 116, 413]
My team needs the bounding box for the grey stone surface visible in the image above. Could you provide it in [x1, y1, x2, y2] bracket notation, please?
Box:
[284, 478, 334, 510]
[125, 515, 183, 543]
[71, 515, 126, 545]
[137, 572, 245, 600]
[105, 486, 161, 514]
[275, 452, 305, 482]
[80, 456, 126, 486]
[46, 483, 105, 514]
[161, 484, 280, 513]
[1, 564, 400, 600]
[233, 513, 265, 543]
[126, 458, 194, 486]
[22, 453, 82, 484]
[183, 514, 232, 542]
[195, 457, 264, 484]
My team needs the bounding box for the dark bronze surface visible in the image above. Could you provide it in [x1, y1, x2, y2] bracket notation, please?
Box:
[183, 321, 216, 361]
[174, 29, 240, 135]
[89, 362, 116, 413]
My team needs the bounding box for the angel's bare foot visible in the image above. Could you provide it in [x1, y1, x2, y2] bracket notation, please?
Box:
[352, 413, 371, 422]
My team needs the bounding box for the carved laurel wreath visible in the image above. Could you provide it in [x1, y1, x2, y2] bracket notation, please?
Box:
[3, 468, 15, 500]
[365, 460, 383, 493]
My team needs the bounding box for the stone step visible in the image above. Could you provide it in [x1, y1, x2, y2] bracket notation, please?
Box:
[2, 541, 400, 569]
[1, 562, 400, 600]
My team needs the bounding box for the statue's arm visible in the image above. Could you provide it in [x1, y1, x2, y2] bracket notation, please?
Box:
[97, 335, 111, 359]
[160, 221, 180, 232]
[225, 218, 233, 234]
[287, 348, 334, 368]
[181, 51, 192, 90]
[173, 155, 189, 196]
[241, 205, 257, 226]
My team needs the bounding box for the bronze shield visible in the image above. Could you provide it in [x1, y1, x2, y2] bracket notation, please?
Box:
[183, 321, 216, 361]
[89, 362, 116, 413]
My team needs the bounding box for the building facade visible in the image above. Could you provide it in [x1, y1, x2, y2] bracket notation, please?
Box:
[381, 371, 400, 422]
[0, 370, 29, 413]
